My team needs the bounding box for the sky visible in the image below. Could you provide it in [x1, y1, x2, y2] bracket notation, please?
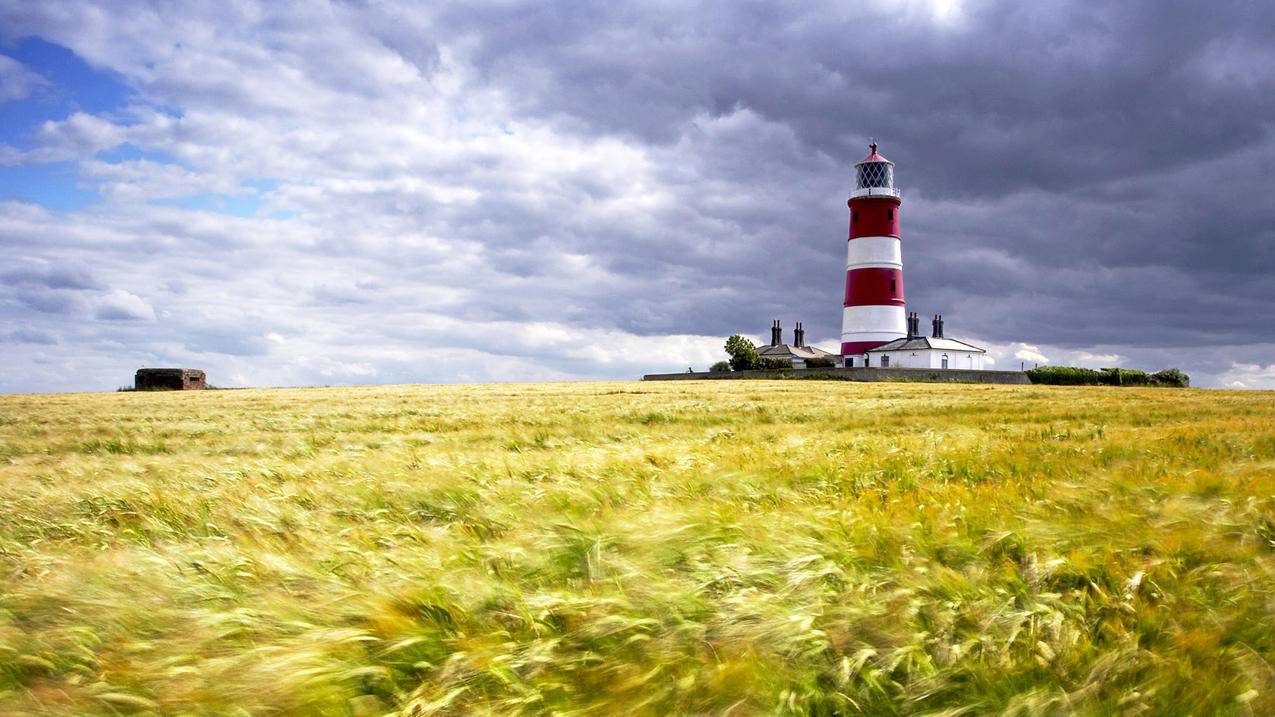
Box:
[1, 0, 1273, 392]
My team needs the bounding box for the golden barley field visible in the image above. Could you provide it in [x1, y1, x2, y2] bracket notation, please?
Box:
[2, 381, 1274, 716]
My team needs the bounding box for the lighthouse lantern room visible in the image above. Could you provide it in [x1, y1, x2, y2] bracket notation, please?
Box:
[841, 143, 906, 365]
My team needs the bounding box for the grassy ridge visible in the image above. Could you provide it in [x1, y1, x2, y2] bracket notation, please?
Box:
[1, 382, 1274, 715]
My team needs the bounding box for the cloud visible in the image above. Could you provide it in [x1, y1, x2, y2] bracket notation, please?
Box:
[16, 112, 126, 164]
[15, 287, 91, 315]
[94, 289, 155, 321]
[0, 1, 1272, 391]
[1215, 362, 1275, 391]
[1, 327, 57, 344]
[1011, 344, 1049, 365]
[2, 262, 105, 290]
[1077, 352, 1124, 367]
[0, 54, 47, 102]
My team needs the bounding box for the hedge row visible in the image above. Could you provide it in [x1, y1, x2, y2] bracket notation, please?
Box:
[1026, 366, 1189, 387]
[714, 357, 827, 372]
[755, 357, 793, 370]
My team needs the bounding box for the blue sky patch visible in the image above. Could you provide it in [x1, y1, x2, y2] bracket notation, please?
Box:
[1, 37, 133, 149]
[0, 161, 99, 210]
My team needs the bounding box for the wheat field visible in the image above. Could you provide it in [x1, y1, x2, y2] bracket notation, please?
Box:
[1, 381, 1274, 715]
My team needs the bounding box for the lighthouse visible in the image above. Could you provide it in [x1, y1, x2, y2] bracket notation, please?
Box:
[841, 142, 906, 366]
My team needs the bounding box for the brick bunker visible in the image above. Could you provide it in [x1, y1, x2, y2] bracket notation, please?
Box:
[134, 368, 207, 391]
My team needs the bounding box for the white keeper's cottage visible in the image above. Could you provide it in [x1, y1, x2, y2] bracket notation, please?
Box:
[864, 313, 986, 369]
[757, 320, 839, 368]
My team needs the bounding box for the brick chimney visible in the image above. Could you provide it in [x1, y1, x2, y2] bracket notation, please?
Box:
[794, 322, 805, 347]
[770, 320, 782, 346]
[932, 314, 944, 339]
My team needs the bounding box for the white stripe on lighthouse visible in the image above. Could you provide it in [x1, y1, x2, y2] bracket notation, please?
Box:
[840, 305, 907, 341]
[845, 235, 902, 271]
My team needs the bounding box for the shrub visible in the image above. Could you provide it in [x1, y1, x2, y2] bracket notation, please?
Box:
[1151, 368, 1190, 387]
[709, 360, 731, 373]
[724, 335, 759, 371]
[1028, 365, 1191, 387]
[1026, 366, 1101, 385]
[1100, 368, 1151, 386]
[804, 357, 836, 369]
[755, 357, 793, 370]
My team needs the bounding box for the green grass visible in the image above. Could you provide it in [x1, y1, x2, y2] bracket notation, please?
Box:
[0, 381, 1273, 715]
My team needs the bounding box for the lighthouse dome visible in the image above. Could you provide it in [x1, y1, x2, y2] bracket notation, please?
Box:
[852, 142, 897, 198]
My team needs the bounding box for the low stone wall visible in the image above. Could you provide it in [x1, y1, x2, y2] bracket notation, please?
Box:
[643, 367, 1030, 384]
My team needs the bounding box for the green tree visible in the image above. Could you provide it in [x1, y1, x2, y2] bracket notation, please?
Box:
[724, 335, 759, 371]
[709, 360, 732, 373]
[1151, 368, 1190, 387]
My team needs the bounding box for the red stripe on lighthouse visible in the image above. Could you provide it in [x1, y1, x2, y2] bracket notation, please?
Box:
[843, 267, 905, 307]
[841, 340, 887, 355]
[848, 197, 900, 239]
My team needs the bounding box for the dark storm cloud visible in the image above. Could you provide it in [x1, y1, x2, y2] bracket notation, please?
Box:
[448, 1, 1275, 193]
[433, 0, 1275, 352]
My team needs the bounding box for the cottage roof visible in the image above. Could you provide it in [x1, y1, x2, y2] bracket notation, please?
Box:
[757, 343, 839, 360]
[866, 337, 985, 353]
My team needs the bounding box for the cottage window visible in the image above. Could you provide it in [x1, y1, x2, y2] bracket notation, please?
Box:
[881, 355, 890, 367]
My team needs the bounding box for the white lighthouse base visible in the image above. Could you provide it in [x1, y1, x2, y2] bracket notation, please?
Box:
[840, 305, 907, 346]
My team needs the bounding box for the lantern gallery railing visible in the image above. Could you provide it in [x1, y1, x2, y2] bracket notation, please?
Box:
[849, 186, 901, 199]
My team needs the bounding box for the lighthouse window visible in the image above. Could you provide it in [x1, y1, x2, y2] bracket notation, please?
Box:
[888, 210, 894, 220]
[852, 211, 858, 222]
[857, 162, 892, 189]
[890, 279, 897, 293]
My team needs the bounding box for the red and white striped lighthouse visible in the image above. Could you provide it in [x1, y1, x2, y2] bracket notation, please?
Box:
[841, 142, 905, 363]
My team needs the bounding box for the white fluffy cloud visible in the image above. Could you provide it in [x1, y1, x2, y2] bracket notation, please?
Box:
[94, 289, 155, 322]
[1216, 363, 1275, 390]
